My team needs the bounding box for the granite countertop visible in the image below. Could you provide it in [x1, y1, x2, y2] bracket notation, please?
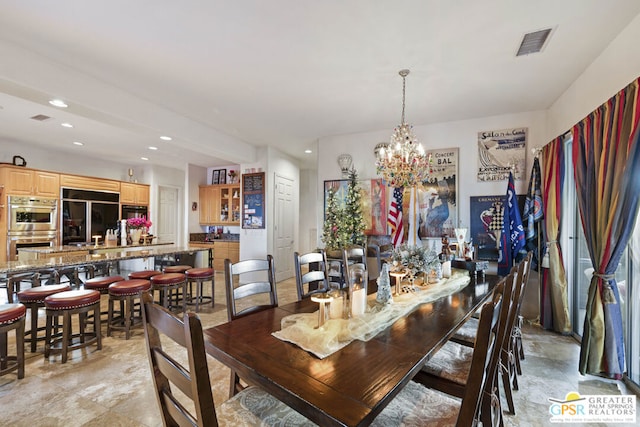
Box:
[1, 245, 208, 275]
[18, 242, 174, 254]
[189, 232, 239, 243]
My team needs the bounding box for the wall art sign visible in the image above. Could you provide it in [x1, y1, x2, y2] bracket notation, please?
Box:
[417, 147, 459, 238]
[242, 172, 265, 229]
[477, 127, 527, 181]
[470, 194, 526, 261]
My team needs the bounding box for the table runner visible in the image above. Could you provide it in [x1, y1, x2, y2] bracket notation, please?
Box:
[272, 269, 471, 359]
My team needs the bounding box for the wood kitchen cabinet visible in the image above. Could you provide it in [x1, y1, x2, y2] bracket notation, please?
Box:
[120, 182, 150, 205]
[0, 165, 59, 197]
[199, 184, 239, 225]
[213, 241, 239, 271]
[59, 174, 121, 192]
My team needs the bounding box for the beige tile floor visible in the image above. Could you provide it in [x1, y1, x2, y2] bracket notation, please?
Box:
[1, 273, 638, 426]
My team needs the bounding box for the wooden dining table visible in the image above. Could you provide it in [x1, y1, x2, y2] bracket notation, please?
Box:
[203, 273, 501, 427]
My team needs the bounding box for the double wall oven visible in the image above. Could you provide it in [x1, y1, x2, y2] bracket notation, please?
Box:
[7, 196, 59, 261]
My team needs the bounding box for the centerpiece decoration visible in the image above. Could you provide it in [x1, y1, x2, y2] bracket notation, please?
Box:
[389, 243, 440, 291]
[126, 216, 152, 245]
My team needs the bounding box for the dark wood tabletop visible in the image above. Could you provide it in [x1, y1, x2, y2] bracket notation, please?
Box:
[203, 274, 501, 427]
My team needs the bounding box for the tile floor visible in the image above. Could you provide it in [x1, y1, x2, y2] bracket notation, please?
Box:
[0, 273, 638, 426]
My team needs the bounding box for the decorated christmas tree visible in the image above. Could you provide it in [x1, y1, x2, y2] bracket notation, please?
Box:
[344, 169, 366, 247]
[321, 188, 350, 251]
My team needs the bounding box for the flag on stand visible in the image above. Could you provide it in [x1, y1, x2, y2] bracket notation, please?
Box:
[388, 187, 404, 248]
[498, 172, 526, 276]
[523, 157, 544, 270]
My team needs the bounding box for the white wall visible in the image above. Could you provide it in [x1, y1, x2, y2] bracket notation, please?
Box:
[547, 13, 640, 140]
[315, 110, 547, 248]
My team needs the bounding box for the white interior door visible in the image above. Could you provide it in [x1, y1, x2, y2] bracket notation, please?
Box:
[274, 174, 294, 282]
[157, 186, 179, 244]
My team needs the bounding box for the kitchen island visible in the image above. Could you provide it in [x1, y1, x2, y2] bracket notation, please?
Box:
[1, 245, 207, 276]
[17, 241, 174, 261]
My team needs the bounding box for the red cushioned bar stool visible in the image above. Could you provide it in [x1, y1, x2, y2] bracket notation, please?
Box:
[185, 268, 214, 312]
[150, 273, 187, 312]
[44, 290, 102, 363]
[163, 265, 192, 274]
[83, 275, 125, 323]
[128, 270, 162, 280]
[0, 304, 26, 379]
[107, 279, 152, 339]
[17, 284, 71, 353]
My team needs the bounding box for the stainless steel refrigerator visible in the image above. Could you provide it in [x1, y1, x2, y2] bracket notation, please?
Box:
[61, 188, 120, 245]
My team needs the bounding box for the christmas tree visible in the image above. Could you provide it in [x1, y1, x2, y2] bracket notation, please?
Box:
[321, 188, 350, 251]
[344, 169, 366, 247]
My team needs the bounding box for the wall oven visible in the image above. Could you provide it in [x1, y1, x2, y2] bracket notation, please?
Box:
[7, 231, 58, 261]
[8, 196, 58, 232]
[6, 196, 59, 261]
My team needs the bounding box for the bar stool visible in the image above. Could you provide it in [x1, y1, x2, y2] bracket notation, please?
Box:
[44, 290, 102, 363]
[163, 265, 192, 273]
[185, 268, 214, 312]
[128, 270, 162, 280]
[150, 273, 187, 312]
[107, 279, 151, 339]
[0, 304, 26, 379]
[83, 275, 125, 322]
[17, 284, 71, 353]
[6, 269, 59, 303]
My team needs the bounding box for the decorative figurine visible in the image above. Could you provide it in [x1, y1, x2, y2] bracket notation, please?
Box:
[376, 264, 393, 305]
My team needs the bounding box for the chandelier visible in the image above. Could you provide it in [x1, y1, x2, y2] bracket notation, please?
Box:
[376, 69, 431, 188]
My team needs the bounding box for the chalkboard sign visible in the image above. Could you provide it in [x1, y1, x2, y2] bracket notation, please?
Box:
[242, 172, 265, 229]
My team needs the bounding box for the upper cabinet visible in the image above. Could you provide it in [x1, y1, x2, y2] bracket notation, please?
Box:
[60, 174, 121, 192]
[120, 182, 150, 205]
[199, 183, 240, 225]
[0, 165, 59, 197]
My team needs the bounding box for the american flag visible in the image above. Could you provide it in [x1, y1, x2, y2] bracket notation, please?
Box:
[388, 187, 404, 247]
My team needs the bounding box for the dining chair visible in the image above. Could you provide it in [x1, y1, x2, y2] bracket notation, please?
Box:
[141, 290, 492, 427]
[342, 245, 367, 289]
[414, 289, 504, 426]
[293, 249, 330, 301]
[414, 272, 514, 426]
[224, 254, 278, 396]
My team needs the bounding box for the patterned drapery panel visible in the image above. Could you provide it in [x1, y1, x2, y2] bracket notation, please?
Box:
[572, 77, 640, 379]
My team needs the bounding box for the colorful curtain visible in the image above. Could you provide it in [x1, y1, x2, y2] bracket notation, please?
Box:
[572, 77, 640, 378]
[540, 138, 571, 334]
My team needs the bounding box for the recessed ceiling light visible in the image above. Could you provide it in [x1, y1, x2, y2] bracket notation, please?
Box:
[73, 141, 84, 146]
[159, 135, 172, 141]
[61, 122, 73, 128]
[141, 157, 149, 161]
[49, 99, 68, 108]
[304, 149, 312, 154]
[148, 146, 158, 150]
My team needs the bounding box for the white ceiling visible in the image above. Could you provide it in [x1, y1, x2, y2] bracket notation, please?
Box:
[0, 0, 639, 170]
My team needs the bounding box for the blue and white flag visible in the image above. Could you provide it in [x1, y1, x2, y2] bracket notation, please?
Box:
[498, 172, 526, 276]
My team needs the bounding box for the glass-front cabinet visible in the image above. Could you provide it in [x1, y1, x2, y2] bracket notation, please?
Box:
[199, 184, 240, 225]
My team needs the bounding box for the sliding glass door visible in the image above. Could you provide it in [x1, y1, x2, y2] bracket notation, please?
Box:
[563, 137, 636, 388]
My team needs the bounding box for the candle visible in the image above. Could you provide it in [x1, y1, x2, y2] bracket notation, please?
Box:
[442, 261, 452, 278]
[329, 291, 344, 319]
[351, 287, 367, 317]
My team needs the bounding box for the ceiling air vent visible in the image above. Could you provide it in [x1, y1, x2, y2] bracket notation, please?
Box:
[30, 114, 52, 121]
[516, 28, 552, 56]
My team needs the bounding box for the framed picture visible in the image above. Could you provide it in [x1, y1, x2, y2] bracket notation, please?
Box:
[477, 127, 527, 181]
[323, 178, 387, 235]
[218, 168, 227, 184]
[470, 194, 526, 260]
[242, 172, 265, 229]
[212, 170, 220, 185]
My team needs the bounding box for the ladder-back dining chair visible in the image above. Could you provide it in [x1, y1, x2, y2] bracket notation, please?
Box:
[293, 249, 330, 301]
[224, 254, 278, 396]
